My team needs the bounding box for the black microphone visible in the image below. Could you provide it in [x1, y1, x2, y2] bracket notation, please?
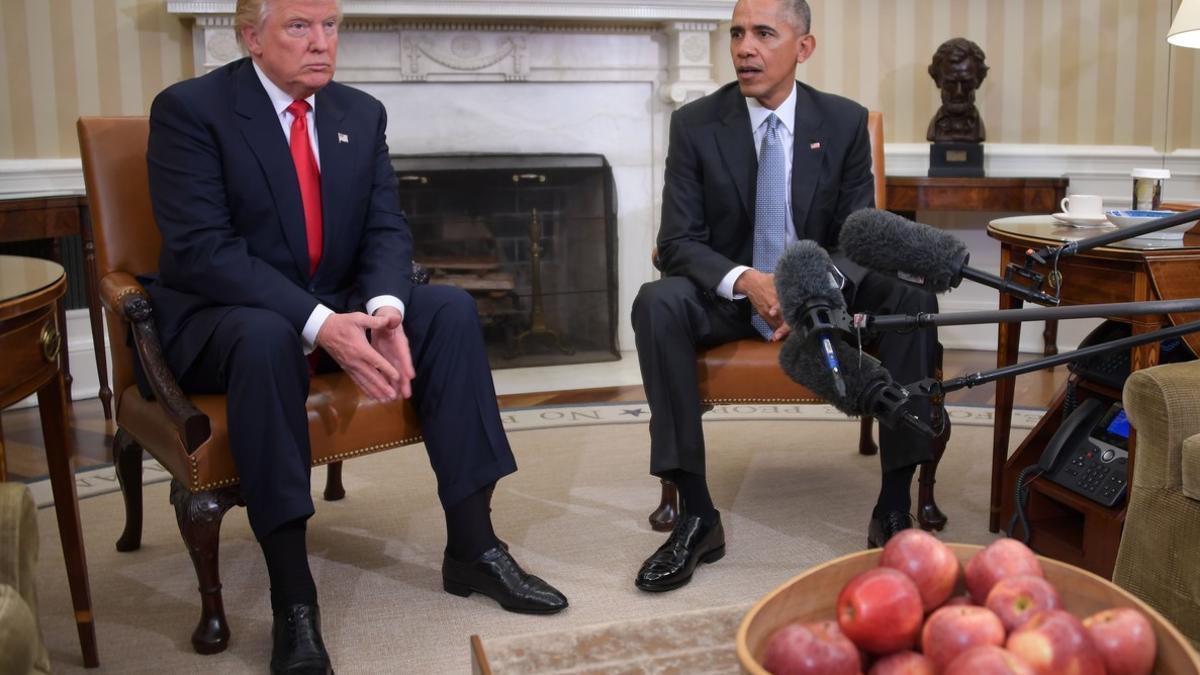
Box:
[839, 208, 1059, 304]
[774, 240, 849, 398]
[778, 333, 934, 437]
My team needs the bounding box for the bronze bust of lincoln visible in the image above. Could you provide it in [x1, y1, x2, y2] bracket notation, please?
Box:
[927, 38, 989, 144]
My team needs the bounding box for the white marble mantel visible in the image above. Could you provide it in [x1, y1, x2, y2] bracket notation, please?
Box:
[168, 0, 735, 352]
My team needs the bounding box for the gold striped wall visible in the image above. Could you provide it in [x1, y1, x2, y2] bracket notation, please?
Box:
[0, 0, 192, 158]
[2, 0, 1200, 158]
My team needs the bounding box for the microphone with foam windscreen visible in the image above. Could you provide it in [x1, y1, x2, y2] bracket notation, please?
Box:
[839, 208, 1059, 304]
[774, 240, 849, 398]
[778, 332, 934, 436]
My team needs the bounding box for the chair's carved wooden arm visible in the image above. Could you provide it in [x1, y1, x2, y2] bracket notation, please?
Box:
[99, 271, 210, 454]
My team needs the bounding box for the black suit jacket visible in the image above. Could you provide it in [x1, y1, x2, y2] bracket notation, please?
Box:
[655, 81, 874, 291]
[144, 57, 411, 375]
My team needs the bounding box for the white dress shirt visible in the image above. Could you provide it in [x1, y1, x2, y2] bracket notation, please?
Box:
[716, 82, 800, 300]
[252, 62, 405, 351]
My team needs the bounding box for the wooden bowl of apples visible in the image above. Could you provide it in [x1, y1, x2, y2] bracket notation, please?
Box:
[736, 540, 1200, 674]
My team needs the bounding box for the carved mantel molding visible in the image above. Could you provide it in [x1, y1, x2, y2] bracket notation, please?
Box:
[167, 0, 729, 103]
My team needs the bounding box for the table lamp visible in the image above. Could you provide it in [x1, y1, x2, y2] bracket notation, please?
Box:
[1169, 0, 1200, 48]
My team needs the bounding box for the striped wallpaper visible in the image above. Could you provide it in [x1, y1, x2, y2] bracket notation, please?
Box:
[2, 0, 1199, 158]
[717, 0, 1200, 151]
[0, 0, 192, 159]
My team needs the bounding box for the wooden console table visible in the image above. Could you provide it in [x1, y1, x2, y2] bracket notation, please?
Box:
[987, 216, 1200, 577]
[886, 176, 1068, 214]
[0, 193, 111, 418]
[887, 176, 1070, 356]
[0, 256, 98, 667]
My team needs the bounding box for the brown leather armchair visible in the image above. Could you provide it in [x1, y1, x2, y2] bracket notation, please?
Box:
[648, 112, 951, 533]
[77, 117, 425, 655]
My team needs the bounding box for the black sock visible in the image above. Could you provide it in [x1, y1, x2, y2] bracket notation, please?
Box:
[445, 484, 500, 562]
[874, 463, 918, 518]
[671, 470, 717, 524]
[259, 518, 317, 612]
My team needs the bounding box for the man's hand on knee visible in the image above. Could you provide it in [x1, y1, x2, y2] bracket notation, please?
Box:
[316, 312, 401, 401]
[369, 306, 415, 400]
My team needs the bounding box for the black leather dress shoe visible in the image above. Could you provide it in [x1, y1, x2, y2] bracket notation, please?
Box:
[442, 546, 568, 614]
[271, 604, 332, 675]
[867, 510, 913, 549]
[635, 512, 725, 592]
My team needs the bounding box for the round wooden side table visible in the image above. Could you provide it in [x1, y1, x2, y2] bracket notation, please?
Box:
[0, 254, 98, 667]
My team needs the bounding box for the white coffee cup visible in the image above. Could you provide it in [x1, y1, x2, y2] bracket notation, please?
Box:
[1060, 194, 1104, 218]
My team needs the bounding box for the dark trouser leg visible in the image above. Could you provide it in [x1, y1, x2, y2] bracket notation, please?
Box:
[174, 307, 317, 610]
[847, 271, 940, 473]
[631, 277, 756, 477]
[847, 271, 939, 514]
[403, 284, 517, 514]
[176, 307, 316, 538]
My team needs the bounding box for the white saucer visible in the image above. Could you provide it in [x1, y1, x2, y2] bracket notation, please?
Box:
[1051, 212, 1111, 227]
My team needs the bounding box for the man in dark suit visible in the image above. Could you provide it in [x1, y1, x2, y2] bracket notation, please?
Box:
[632, 0, 940, 592]
[146, 1, 567, 671]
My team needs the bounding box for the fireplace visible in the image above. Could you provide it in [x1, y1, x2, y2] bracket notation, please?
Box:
[394, 154, 618, 367]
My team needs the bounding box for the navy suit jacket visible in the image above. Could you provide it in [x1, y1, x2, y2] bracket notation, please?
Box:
[145, 57, 411, 376]
[655, 81, 875, 291]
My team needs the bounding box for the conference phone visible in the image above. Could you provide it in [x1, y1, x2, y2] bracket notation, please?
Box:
[1038, 398, 1130, 507]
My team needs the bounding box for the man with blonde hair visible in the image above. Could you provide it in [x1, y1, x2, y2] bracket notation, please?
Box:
[146, 1, 567, 671]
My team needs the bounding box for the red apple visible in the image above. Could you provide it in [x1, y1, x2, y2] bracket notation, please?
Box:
[944, 645, 1036, 674]
[880, 529, 962, 612]
[965, 538, 1044, 604]
[836, 567, 924, 654]
[868, 650, 934, 675]
[1006, 609, 1106, 675]
[985, 574, 1061, 632]
[920, 604, 1006, 672]
[1084, 607, 1157, 675]
[761, 620, 861, 675]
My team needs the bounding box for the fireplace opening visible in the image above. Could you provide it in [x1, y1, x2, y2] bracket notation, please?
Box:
[392, 154, 619, 368]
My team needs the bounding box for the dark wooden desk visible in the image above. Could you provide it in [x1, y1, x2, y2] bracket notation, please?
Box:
[886, 176, 1069, 214]
[887, 176, 1071, 356]
[987, 216, 1200, 576]
[0, 194, 111, 418]
[0, 255, 98, 667]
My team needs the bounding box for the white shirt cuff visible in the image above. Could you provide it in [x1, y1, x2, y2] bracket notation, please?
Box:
[366, 295, 405, 319]
[717, 266, 751, 300]
[301, 304, 335, 353]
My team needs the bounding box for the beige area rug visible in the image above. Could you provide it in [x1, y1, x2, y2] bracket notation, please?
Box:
[32, 405, 1032, 674]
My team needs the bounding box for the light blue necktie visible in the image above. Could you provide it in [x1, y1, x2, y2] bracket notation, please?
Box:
[751, 113, 786, 339]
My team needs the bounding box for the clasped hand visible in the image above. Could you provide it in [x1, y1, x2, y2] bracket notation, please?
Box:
[315, 307, 415, 401]
[735, 269, 791, 341]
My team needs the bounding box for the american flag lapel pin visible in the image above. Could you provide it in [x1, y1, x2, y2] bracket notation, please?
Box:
[810, 141, 822, 150]
[337, 132, 349, 144]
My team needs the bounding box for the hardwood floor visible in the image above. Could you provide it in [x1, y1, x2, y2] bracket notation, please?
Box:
[0, 348, 1069, 483]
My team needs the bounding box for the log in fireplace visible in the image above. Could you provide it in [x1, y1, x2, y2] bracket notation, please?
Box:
[392, 154, 618, 368]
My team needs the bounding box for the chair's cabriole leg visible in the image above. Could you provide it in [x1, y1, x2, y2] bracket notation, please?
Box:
[113, 429, 144, 552]
[649, 478, 679, 532]
[170, 480, 239, 655]
[323, 461, 345, 501]
[858, 416, 878, 455]
[918, 343, 949, 531]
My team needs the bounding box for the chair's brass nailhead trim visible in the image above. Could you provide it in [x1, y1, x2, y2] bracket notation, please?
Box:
[187, 435, 424, 492]
[702, 397, 825, 404]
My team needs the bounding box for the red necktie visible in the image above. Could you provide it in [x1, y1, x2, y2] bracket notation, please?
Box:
[286, 99, 322, 276]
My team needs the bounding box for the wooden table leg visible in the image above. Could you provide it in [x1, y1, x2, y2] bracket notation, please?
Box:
[37, 371, 99, 668]
[1042, 319, 1059, 357]
[79, 207, 112, 420]
[991, 248, 1023, 533]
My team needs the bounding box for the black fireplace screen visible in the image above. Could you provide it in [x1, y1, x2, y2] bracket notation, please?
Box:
[391, 154, 618, 368]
